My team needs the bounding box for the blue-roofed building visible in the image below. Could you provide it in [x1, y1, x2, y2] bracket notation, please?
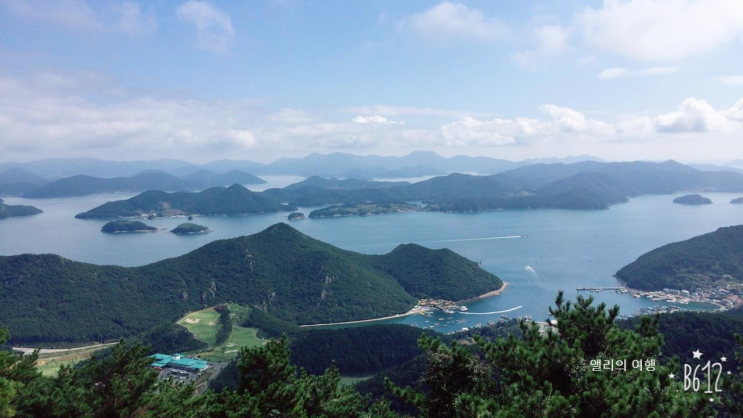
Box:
[150, 353, 209, 374]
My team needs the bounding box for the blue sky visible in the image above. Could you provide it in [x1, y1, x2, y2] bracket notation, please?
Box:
[1, 0, 743, 163]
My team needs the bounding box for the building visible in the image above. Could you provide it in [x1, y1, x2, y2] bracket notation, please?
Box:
[150, 353, 209, 374]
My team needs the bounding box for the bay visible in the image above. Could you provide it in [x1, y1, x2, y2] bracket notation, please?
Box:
[2, 184, 741, 333]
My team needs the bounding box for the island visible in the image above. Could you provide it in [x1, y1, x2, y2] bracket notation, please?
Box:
[288, 212, 305, 221]
[0, 223, 502, 343]
[101, 220, 157, 233]
[75, 184, 296, 219]
[0, 198, 43, 219]
[731, 197, 743, 204]
[672, 194, 712, 205]
[309, 203, 420, 218]
[170, 223, 210, 235]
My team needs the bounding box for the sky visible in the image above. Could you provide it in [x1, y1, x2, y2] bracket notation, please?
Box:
[1, 0, 743, 164]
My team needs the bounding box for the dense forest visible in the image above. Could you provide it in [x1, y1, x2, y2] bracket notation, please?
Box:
[289, 325, 439, 376]
[0, 199, 42, 219]
[170, 223, 209, 235]
[673, 194, 713, 205]
[0, 223, 501, 343]
[4, 293, 741, 417]
[616, 225, 743, 290]
[308, 203, 420, 218]
[101, 220, 156, 233]
[76, 184, 295, 219]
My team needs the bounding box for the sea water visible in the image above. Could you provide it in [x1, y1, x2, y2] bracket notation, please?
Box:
[2, 181, 741, 333]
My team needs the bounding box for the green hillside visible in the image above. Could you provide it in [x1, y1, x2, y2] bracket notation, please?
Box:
[0, 223, 502, 343]
[76, 184, 295, 219]
[101, 220, 156, 233]
[0, 201, 43, 219]
[616, 225, 743, 290]
[373, 243, 502, 300]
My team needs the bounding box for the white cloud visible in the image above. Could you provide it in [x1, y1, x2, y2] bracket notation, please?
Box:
[0, 0, 156, 35]
[653, 98, 733, 133]
[598, 66, 679, 79]
[352, 115, 402, 125]
[577, 0, 743, 62]
[720, 76, 743, 86]
[441, 105, 615, 147]
[620, 98, 743, 134]
[112, 2, 157, 36]
[398, 2, 508, 43]
[344, 105, 482, 118]
[176, 1, 234, 52]
[267, 108, 314, 124]
[513, 25, 572, 67]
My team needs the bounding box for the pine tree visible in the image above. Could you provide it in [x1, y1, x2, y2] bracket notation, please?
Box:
[388, 292, 715, 417]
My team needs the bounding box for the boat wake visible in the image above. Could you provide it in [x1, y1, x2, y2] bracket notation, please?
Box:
[460, 306, 523, 315]
[419, 236, 525, 244]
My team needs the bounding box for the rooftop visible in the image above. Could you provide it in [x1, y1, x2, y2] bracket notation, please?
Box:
[150, 353, 208, 370]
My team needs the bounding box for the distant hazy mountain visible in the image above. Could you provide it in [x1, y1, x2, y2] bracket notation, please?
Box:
[0, 152, 607, 180]
[182, 169, 266, 186]
[76, 184, 295, 219]
[21, 170, 266, 198]
[0, 158, 199, 179]
[25, 172, 196, 198]
[0, 168, 48, 185]
[269, 160, 743, 212]
[688, 163, 743, 174]
[495, 160, 743, 194]
[729, 159, 743, 169]
[333, 165, 446, 179]
[283, 176, 408, 191]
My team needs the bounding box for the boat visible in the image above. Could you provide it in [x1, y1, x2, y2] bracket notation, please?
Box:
[459, 306, 469, 312]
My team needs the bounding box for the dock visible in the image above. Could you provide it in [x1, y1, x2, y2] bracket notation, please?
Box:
[576, 287, 627, 291]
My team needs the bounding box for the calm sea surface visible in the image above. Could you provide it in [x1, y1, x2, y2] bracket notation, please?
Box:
[2, 177, 742, 333]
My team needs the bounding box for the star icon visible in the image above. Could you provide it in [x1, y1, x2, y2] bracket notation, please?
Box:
[692, 349, 703, 359]
[728, 371, 732, 375]
[709, 398, 714, 403]
[721, 356, 727, 362]
[668, 373, 675, 379]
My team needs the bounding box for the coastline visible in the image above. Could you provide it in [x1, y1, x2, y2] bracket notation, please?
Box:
[299, 310, 419, 328]
[300, 281, 509, 328]
[458, 281, 509, 303]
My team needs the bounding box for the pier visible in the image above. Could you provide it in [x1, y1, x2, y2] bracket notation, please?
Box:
[576, 287, 628, 291]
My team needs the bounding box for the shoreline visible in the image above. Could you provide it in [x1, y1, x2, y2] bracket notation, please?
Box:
[458, 281, 508, 303]
[300, 282, 509, 328]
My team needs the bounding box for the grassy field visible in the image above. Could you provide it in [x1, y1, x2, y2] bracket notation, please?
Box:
[177, 304, 265, 362]
[30, 344, 115, 376]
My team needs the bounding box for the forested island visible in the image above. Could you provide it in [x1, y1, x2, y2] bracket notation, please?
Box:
[309, 203, 420, 218]
[0, 223, 502, 343]
[732, 197, 743, 204]
[673, 194, 712, 205]
[101, 220, 156, 233]
[170, 223, 209, 235]
[70, 160, 743, 219]
[616, 225, 743, 290]
[287, 212, 305, 220]
[75, 184, 295, 219]
[0, 198, 43, 219]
